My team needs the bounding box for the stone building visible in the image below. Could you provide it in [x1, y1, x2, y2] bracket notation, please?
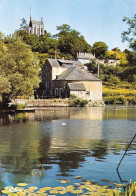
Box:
[77, 52, 95, 65]
[27, 10, 44, 36]
[42, 58, 103, 104]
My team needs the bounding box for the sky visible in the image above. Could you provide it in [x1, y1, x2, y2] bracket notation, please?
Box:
[0, 0, 136, 51]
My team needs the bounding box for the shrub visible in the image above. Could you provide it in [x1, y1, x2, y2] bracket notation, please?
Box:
[69, 98, 88, 107]
[9, 103, 26, 110]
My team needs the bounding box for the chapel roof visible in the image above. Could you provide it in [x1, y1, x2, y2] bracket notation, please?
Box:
[31, 20, 44, 25]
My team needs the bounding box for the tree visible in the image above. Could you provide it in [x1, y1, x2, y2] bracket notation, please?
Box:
[56, 24, 71, 34]
[85, 60, 98, 74]
[122, 14, 136, 51]
[56, 24, 91, 58]
[20, 18, 28, 30]
[122, 13, 136, 75]
[0, 36, 40, 100]
[92, 41, 108, 58]
[112, 47, 121, 53]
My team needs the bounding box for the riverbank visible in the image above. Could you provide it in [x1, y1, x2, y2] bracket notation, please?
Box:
[10, 98, 104, 108]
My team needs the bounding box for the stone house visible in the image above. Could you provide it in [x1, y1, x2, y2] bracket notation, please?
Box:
[42, 58, 103, 103]
[77, 52, 95, 65]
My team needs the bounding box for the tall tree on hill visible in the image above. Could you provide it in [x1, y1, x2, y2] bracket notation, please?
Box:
[56, 24, 91, 59]
[122, 14, 136, 51]
[121, 14, 136, 82]
[92, 41, 108, 58]
[20, 18, 28, 30]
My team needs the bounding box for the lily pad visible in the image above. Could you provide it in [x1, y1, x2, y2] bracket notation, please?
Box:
[49, 189, 59, 194]
[17, 183, 28, 187]
[2, 189, 10, 194]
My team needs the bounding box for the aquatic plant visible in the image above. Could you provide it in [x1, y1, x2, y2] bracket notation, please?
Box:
[1, 178, 123, 196]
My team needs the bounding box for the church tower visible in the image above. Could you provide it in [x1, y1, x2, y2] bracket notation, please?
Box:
[27, 10, 44, 36]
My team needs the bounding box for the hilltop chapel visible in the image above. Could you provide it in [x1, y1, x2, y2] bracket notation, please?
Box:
[27, 10, 44, 36]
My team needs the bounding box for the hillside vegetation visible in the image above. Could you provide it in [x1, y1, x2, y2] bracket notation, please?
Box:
[103, 83, 136, 104]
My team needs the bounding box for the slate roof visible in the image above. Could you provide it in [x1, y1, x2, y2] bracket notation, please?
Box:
[77, 52, 95, 59]
[57, 67, 101, 81]
[47, 59, 82, 68]
[47, 59, 60, 67]
[68, 83, 86, 91]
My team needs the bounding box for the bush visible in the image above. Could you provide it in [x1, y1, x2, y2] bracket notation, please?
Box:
[70, 94, 78, 100]
[8, 103, 26, 110]
[69, 97, 88, 107]
[108, 76, 121, 85]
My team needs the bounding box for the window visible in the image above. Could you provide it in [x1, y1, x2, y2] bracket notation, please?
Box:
[46, 81, 49, 88]
[55, 88, 59, 97]
[46, 64, 49, 70]
[59, 88, 63, 97]
[46, 72, 49, 79]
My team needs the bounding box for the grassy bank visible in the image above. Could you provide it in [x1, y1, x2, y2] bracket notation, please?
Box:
[103, 82, 136, 104]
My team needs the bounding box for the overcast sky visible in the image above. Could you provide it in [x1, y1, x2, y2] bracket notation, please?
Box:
[0, 0, 136, 51]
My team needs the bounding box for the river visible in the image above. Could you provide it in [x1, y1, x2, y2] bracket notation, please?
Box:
[0, 106, 136, 192]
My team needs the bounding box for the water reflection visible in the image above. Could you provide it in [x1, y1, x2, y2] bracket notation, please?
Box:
[0, 106, 136, 189]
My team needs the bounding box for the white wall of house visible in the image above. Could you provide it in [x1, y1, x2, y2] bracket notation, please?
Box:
[70, 81, 102, 103]
[78, 59, 91, 65]
[52, 67, 67, 80]
[70, 90, 86, 100]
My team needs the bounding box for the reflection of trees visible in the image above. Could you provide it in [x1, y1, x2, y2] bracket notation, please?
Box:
[56, 151, 88, 176]
[0, 123, 51, 185]
[89, 140, 108, 160]
[0, 113, 11, 125]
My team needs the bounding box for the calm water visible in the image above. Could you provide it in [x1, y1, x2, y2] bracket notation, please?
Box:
[0, 106, 136, 191]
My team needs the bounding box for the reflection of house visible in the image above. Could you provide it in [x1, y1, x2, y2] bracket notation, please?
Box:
[77, 52, 95, 65]
[42, 58, 103, 103]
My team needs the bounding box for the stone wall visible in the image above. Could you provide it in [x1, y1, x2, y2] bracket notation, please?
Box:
[27, 99, 69, 107]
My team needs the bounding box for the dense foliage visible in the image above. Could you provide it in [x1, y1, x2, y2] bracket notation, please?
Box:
[0, 34, 39, 101]
[92, 41, 108, 58]
[15, 23, 91, 60]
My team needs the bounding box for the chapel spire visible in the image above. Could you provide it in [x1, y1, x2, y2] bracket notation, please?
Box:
[29, 9, 32, 27]
[30, 9, 32, 21]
